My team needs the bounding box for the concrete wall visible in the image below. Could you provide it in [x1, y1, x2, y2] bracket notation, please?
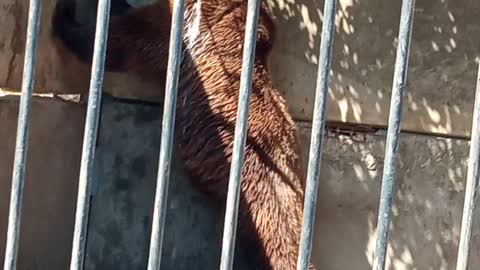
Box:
[1, 0, 480, 269]
[0, 97, 83, 269]
[267, 0, 480, 137]
[1, 0, 479, 137]
[2, 96, 479, 270]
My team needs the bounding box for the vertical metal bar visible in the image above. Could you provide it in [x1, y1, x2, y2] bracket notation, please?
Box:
[146, 0, 185, 269]
[296, 0, 336, 269]
[3, 1, 41, 270]
[372, 0, 415, 269]
[219, 0, 261, 269]
[455, 62, 480, 270]
[69, 0, 111, 269]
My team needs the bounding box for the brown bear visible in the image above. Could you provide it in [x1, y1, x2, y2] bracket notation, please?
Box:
[52, 0, 316, 269]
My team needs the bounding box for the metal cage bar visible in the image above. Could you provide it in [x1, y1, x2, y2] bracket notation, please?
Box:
[372, 0, 415, 269]
[69, 0, 111, 269]
[219, 0, 261, 269]
[455, 62, 480, 270]
[3, 1, 41, 270]
[296, 0, 337, 269]
[146, 0, 186, 269]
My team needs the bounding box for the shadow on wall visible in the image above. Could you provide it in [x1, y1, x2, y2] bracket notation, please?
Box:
[0, 0, 479, 136]
[267, 0, 480, 136]
[262, 3, 480, 265]
[124, 0, 480, 135]
[95, 0, 479, 269]
[297, 124, 479, 270]
[57, 0, 480, 269]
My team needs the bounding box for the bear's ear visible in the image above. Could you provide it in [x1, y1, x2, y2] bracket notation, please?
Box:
[52, 1, 172, 73]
